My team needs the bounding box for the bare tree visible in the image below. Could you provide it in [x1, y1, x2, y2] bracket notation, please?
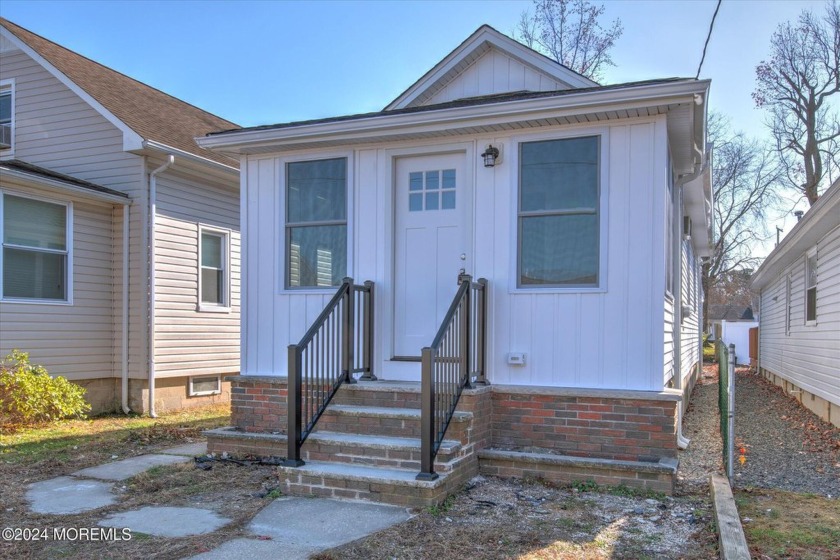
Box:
[753, 1, 840, 205]
[702, 114, 782, 330]
[516, 0, 623, 81]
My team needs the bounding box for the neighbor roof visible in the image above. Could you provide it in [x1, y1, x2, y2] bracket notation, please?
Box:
[0, 18, 238, 168]
[708, 305, 755, 322]
[1, 159, 130, 200]
[207, 77, 689, 137]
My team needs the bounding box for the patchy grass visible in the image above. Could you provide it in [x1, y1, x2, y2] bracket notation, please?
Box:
[736, 488, 840, 559]
[0, 404, 229, 464]
[313, 477, 717, 560]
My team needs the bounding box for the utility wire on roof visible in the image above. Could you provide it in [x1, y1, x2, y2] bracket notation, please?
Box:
[696, 0, 722, 79]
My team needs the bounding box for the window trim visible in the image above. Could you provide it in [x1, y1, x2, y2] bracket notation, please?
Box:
[510, 129, 609, 293]
[188, 374, 222, 396]
[0, 79, 14, 157]
[784, 273, 792, 336]
[279, 152, 353, 293]
[0, 189, 73, 305]
[805, 249, 817, 326]
[197, 225, 231, 313]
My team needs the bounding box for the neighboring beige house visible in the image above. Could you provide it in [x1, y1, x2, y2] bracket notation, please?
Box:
[0, 18, 241, 414]
[751, 178, 840, 427]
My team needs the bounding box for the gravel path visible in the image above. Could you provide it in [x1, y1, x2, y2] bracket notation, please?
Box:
[677, 364, 724, 495]
[732, 369, 840, 497]
[678, 364, 840, 498]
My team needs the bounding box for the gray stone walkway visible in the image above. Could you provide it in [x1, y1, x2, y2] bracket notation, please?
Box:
[24, 441, 413, 559]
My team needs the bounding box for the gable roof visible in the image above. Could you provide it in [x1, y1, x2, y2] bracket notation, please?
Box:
[708, 304, 755, 322]
[385, 24, 598, 111]
[0, 18, 238, 168]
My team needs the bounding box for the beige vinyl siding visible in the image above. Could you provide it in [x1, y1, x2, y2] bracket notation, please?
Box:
[760, 225, 840, 406]
[153, 167, 240, 378]
[0, 46, 147, 381]
[0, 184, 116, 380]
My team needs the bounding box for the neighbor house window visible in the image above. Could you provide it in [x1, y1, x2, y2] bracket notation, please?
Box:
[785, 274, 791, 335]
[805, 251, 817, 323]
[199, 228, 228, 308]
[518, 136, 600, 287]
[1, 193, 70, 301]
[286, 157, 347, 288]
[189, 375, 221, 396]
[0, 83, 12, 151]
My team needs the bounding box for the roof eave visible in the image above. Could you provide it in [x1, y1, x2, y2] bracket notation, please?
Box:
[751, 179, 840, 291]
[198, 79, 710, 154]
[0, 166, 131, 205]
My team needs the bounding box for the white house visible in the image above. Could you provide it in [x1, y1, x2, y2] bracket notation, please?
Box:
[199, 26, 712, 502]
[0, 18, 241, 414]
[751, 178, 840, 427]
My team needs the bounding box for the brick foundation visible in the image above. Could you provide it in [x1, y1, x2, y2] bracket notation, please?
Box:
[490, 385, 680, 463]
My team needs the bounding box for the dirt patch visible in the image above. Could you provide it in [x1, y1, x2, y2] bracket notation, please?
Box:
[735, 487, 840, 560]
[313, 476, 717, 560]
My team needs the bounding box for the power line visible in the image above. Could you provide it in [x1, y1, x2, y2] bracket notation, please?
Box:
[696, 0, 722, 79]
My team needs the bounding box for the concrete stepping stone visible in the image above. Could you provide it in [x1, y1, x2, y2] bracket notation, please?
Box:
[27, 476, 116, 514]
[248, 497, 411, 548]
[99, 506, 230, 537]
[160, 442, 208, 456]
[71, 454, 189, 481]
[188, 537, 315, 560]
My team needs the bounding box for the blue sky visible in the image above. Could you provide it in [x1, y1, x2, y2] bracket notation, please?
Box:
[0, 0, 829, 247]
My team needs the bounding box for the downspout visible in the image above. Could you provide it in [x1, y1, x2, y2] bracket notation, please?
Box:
[148, 155, 175, 417]
[673, 161, 707, 449]
[121, 204, 131, 414]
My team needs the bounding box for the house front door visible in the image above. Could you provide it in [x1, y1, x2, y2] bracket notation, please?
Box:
[393, 152, 469, 361]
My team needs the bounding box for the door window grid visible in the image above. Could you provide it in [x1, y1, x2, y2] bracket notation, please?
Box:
[409, 169, 456, 212]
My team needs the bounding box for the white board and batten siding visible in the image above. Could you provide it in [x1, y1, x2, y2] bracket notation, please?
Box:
[154, 169, 240, 378]
[242, 116, 674, 392]
[424, 48, 571, 106]
[0, 45, 145, 381]
[759, 224, 840, 407]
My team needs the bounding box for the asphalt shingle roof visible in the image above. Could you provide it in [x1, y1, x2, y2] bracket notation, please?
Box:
[1, 18, 238, 168]
[1, 159, 130, 199]
[708, 305, 755, 322]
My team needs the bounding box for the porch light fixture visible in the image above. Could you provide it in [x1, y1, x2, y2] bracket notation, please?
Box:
[481, 145, 500, 168]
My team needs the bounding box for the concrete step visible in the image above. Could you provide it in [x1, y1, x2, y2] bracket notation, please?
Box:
[316, 405, 472, 442]
[331, 380, 423, 409]
[275, 459, 475, 507]
[304, 431, 462, 471]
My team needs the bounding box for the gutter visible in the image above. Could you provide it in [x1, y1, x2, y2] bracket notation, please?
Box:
[147, 154, 175, 418]
[197, 80, 711, 152]
[142, 140, 238, 175]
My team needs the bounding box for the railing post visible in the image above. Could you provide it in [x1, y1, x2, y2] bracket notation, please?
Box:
[342, 277, 356, 385]
[459, 274, 472, 389]
[283, 344, 305, 467]
[361, 280, 376, 380]
[727, 343, 736, 481]
[417, 346, 438, 481]
[477, 278, 488, 385]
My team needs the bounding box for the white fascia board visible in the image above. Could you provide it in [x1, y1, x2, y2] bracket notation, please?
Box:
[141, 140, 239, 177]
[0, 26, 144, 152]
[386, 26, 597, 110]
[199, 80, 710, 153]
[751, 180, 840, 290]
[0, 167, 131, 205]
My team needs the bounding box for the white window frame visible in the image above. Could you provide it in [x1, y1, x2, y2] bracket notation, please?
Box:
[188, 374, 221, 396]
[510, 128, 609, 293]
[0, 189, 73, 305]
[784, 274, 791, 336]
[279, 151, 353, 294]
[0, 79, 14, 158]
[197, 225, 230, 313]
[805, 248, 817, 326]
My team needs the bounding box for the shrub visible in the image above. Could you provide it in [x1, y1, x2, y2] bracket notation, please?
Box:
[0, 350, 90, 433]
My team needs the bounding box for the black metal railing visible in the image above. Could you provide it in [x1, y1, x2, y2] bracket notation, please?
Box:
[283, 277, 374, 467]
[417, 274, 487, 480]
